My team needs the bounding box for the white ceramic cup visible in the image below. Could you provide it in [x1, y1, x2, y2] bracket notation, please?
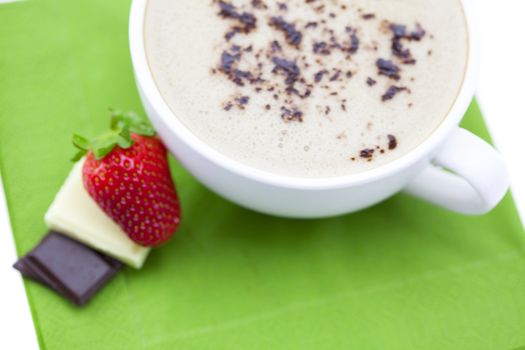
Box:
[129, 0, 510, 218]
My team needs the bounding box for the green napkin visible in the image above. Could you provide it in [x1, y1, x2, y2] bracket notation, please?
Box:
[1, 1, 524, 349]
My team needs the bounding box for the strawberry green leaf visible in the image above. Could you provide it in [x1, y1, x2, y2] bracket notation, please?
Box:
[72, 134, 91, 151]
[110, 110, 155, 137]
[71, 150, 87, 162]
[117, 127, 133, 149]
[72, 110, 156, 161]
[92, 143, 116, 160]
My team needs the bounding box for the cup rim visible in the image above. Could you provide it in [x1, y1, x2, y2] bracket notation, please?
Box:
[129, 0, 478, 190]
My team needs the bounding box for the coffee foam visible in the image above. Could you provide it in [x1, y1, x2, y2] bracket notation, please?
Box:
[145, 0, 468, 178]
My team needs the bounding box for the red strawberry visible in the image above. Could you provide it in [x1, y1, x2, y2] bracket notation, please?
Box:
[72, 111, 180, 247]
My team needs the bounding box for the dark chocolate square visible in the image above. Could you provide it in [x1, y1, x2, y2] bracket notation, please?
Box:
[14, 231, 122, 306]
[13, 258, 47, 285]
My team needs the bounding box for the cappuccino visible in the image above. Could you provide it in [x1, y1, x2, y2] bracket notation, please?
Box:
[145, 0, 468, 178]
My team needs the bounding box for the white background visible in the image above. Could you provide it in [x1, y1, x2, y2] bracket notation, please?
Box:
[0, 0, 524, 348]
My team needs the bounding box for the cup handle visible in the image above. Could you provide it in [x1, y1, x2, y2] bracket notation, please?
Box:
[404, 128, 510, 214]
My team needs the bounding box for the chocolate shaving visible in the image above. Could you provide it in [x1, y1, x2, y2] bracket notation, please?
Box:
[345, 27, 359, 54]
[251, 0, 267, 10]
[218, 1, 257, 33]
[271, 40, 282, 52]
[272, 56, 300, 86]
[387, 134, 398, 150]
[313, 41, 330, 55]
[329, 69, 341, 82]
[390, 24, 407, 38]
[389, 23, 426, 64]
[277, 2, 287, 11]
[366, 77, 377, 86]
[314, 70, 328, 83]
[376, 59, 400, 80]
[360, 149, 375, 159]
[225, 29, 239, 41]
[270, 16, 303, 47]
[409, 23, 426, 41]
[280, 106, 303, 122]
[220, 49, 257, 87]
[236, 95, 250, 106]
[305, 21, 318, 29]
[382, 86, 408, 101]
[220, 50, 240, 74]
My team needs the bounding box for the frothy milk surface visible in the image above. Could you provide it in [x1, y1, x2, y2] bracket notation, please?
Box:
[145, 0, 468, 178]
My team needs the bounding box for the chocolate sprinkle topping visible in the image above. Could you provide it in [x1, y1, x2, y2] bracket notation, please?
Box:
[237, 95, 250, 106]
[360, 149, 375, 159]
[387, 134, 398, 150]
[272, 56, 300, 85]
[277, 2, 287, 11]
[345, 27, 360, 54]
[376, 59, 400, 80]
[218, 1, 257, 33]
[329, 69, 342, 82]
[213, 1, 430, 122]
[382, 86, 408, 101]
[314, 69, 328, 83]
[305, 21, 318, 29]
[270, 16, 303, 47]
[281, 106, 303, 122]
[389, 22, 426, 64]
[220, 50, 240, 74]
[251, 0, 267, 10]
[271, 40, 282, 52]
[313, 41, 330, 55]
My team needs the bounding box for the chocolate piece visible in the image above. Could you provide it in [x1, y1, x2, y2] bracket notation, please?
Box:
[224, 101, 233, 111]
[271, 56, 300, 85]
[314, 69, 328, 83]
[387, 134, 398, 150]
[14, 231, 122, 306]
[237, 95, 250, 105]
[329, 69, 341, 82]
[280, 106, 303, 122]
[271, 40, 282, 52]
[409, 23, 426, 41]
[390, 24, 407, 38]
[305, 21, 318, 29]
[345, 27, 359, 54]
[13, 259, 47, 285]
[389, 23, 426, 64]
[270, 16, 303, 47]
[377, 59, 400, 80]
[313, 41, 330, 55]
[382, 86, 408, 101]
[251, 0, 267, 10]
[218, 1, 257, 33]
[277, 2, 287, 11]
[360, 149, 375, 159]
[362, 13, 376, 20]
[220, 50, 240, 74]
[366, 77, 377, 86]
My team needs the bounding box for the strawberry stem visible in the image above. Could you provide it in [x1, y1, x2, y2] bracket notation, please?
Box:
[71, 110, 156, 161]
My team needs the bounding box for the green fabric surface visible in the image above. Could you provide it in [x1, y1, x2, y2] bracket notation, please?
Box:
[1, 0, 524, 349]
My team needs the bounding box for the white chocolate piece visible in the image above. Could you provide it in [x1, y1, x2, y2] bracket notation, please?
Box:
[44, 159, 150, 268]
